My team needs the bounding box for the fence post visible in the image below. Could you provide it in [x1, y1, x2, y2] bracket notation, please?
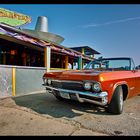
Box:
[12, 67, 16, 96]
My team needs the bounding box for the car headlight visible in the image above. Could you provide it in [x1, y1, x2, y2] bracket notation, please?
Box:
[47, 79, 52, 85]
[83, 82, 92, 90]
[92, 82, 101, 92]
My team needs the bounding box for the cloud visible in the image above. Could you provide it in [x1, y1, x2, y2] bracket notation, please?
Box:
[82, 16, 140, 28]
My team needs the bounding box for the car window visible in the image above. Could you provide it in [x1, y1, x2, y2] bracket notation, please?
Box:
[130, 59, 135, 70]
[85, 58, 131, 71]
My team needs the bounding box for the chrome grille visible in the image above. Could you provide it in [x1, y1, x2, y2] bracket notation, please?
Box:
[51, 80, 84, 91]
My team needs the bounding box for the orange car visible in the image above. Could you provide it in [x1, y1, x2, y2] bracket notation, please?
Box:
[42, 57, 140, 114]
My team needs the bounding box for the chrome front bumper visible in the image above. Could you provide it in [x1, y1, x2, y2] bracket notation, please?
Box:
[44, 85, 108, 106]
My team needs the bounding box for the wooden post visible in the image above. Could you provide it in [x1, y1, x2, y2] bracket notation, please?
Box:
[65, 55, 69, 70]
[82, 48, 85, 54]
[72, 62, 74, 69]
[82, 59, 84, 69]
[81, 48, 85, 69]
[44, 46, 51, 72]
[22, 53, 26, 66]
[3, 54, 6, 65]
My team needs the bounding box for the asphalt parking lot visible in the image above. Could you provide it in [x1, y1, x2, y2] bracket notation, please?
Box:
[0, 92, 140, 136]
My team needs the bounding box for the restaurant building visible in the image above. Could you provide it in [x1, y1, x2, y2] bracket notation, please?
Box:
[0, 8, 100, 98]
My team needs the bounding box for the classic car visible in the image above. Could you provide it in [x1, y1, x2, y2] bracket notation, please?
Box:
[42, 57, 140, 114]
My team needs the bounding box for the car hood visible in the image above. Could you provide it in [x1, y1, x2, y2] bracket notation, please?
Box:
[43, 69, 108, 81]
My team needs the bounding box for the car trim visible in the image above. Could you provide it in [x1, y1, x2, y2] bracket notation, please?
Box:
[49, 79, 83, 84]
[44, 85, 108, 106]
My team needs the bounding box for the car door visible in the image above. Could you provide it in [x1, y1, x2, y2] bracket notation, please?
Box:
[134, 70, 140, 95]
[131, 59, 140, 96]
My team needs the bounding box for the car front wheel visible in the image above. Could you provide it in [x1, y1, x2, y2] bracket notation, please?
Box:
[107, 86, 124, 114]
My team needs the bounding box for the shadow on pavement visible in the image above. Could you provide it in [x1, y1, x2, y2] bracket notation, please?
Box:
[12, 93, 110, 119]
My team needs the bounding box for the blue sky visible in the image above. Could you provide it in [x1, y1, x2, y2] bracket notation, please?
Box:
[1, 4, 140, 65]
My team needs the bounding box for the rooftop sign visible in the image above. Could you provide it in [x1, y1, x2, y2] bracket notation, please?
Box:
[0, 8, 31, 26]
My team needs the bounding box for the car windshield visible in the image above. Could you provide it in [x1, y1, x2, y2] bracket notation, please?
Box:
[85, 58, 131, 71]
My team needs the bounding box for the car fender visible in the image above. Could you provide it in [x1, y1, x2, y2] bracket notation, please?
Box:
[109, 81, 129, 103]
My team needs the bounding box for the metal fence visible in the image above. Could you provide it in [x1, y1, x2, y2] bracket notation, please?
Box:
[0, 65, 47, 98]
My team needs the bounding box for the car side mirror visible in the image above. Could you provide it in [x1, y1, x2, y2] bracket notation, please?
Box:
[132, 68, 138, 72]
[135, 67, 139, 70]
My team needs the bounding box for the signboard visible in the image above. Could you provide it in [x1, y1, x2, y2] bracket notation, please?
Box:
[0, 8, 31, 26]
